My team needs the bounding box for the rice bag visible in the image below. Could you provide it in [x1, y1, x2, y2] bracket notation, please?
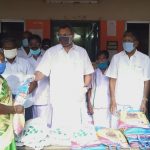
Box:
[118, 110, 150, 130]
[71, 125, 101, 149]
[20, 118, 49, 149]
[96, 127, 129, 149]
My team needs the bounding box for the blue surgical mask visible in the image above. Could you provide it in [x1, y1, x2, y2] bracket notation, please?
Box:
[0, 62, 6, 74]
[97, 61, 109, 70]
[22, 38, 29, 47]
[30, 48, 41, 56]
[123, 42, 134, 53]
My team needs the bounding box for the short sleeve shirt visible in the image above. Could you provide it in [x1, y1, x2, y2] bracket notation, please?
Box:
[106, 50, 150, 109]
[2, 56, 34, 95]
[28, 52, 50, 105]
[36, 44, 94, 104]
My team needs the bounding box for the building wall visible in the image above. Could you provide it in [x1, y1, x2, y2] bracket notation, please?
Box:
[0, 0, 150, 20]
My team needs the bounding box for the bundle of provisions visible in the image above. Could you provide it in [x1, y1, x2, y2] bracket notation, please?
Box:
[118, 110, 150, 149]
[13, 77, 34, 135]
[71, 125, 102, 149]
[118, 110, 150, 130]
[96, 127, 129, 149]
[17, 118, 49, 150]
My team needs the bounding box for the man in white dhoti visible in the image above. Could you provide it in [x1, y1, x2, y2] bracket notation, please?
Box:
[28, 34, 51, 127]
[34, 24, 94, 129]
[87, 51, 111, 128]
[106, 31, 150, 128]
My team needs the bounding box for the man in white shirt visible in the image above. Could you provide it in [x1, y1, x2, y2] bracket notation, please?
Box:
[34, 24, 94, 129]
[17, 31, 32, 58]
[1, 37, 37, 120]
[28, 34, 51, 127]
[87, 51, 111, 128]
[106, 31, 150, 128]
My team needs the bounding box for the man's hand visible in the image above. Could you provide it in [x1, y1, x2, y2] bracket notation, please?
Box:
[34, 71, 45, 81]
[28, 81, 38, 94]
[79, 87, 88, 102]
[110, 99, 117, 114]
[109, 78, 117, 114]
[140, 98, 148, 113]
[14, 105, 24, 114]
[87, 102, 93, 115]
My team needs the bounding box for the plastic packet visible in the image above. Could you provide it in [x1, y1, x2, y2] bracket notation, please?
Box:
[15, 77, 34, 108]
[13, 77, 34, 135]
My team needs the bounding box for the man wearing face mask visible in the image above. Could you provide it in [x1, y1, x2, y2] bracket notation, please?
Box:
[41, 38, 51, 51]
[106, 31, 150, 128]
[87, 51, 111, 128]
[34, 24, 94, 130]
[28, 34, 51, 127]
[1, 37, 37, 121]
[17, 31, 32, 58]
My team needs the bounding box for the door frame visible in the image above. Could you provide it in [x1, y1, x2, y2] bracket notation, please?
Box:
[125, 21, 150, 56]
[51, 20, 100, 61]
[0, 19, 25, 32]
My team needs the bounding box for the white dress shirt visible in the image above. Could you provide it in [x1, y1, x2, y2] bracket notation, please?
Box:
[17, 47, 32, 59]
[2, 56, 34, 95]
[28, 51, 49, 105]
[36, 44, 94, 127]
[106, 50, 150, 109]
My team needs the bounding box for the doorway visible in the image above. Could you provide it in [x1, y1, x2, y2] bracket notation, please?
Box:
[0, 21, 24, 47]
[51, 20, 99, 62]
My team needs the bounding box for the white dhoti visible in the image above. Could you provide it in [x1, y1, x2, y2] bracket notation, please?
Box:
[93, 108, 111, 128]
[51, 100, 89, 130]
[32, 103, 52, 127]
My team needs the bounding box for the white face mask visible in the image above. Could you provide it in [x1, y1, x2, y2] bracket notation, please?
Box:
[4, 49, 17, 59]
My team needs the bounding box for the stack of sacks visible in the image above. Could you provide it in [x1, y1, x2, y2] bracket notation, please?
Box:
[118, 110, 150, 149]
[71, 125, 103, 150]
[16, 118, 49, 150]
[46, 127, 71, 147]
[124, 128, 150, 149]
[118, 110, 150, 129]
[17, 118, 72, 150]
[96, 127, 129, 149]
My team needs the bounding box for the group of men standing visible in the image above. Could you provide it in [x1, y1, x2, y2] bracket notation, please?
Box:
[1, 24, 150, 130]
